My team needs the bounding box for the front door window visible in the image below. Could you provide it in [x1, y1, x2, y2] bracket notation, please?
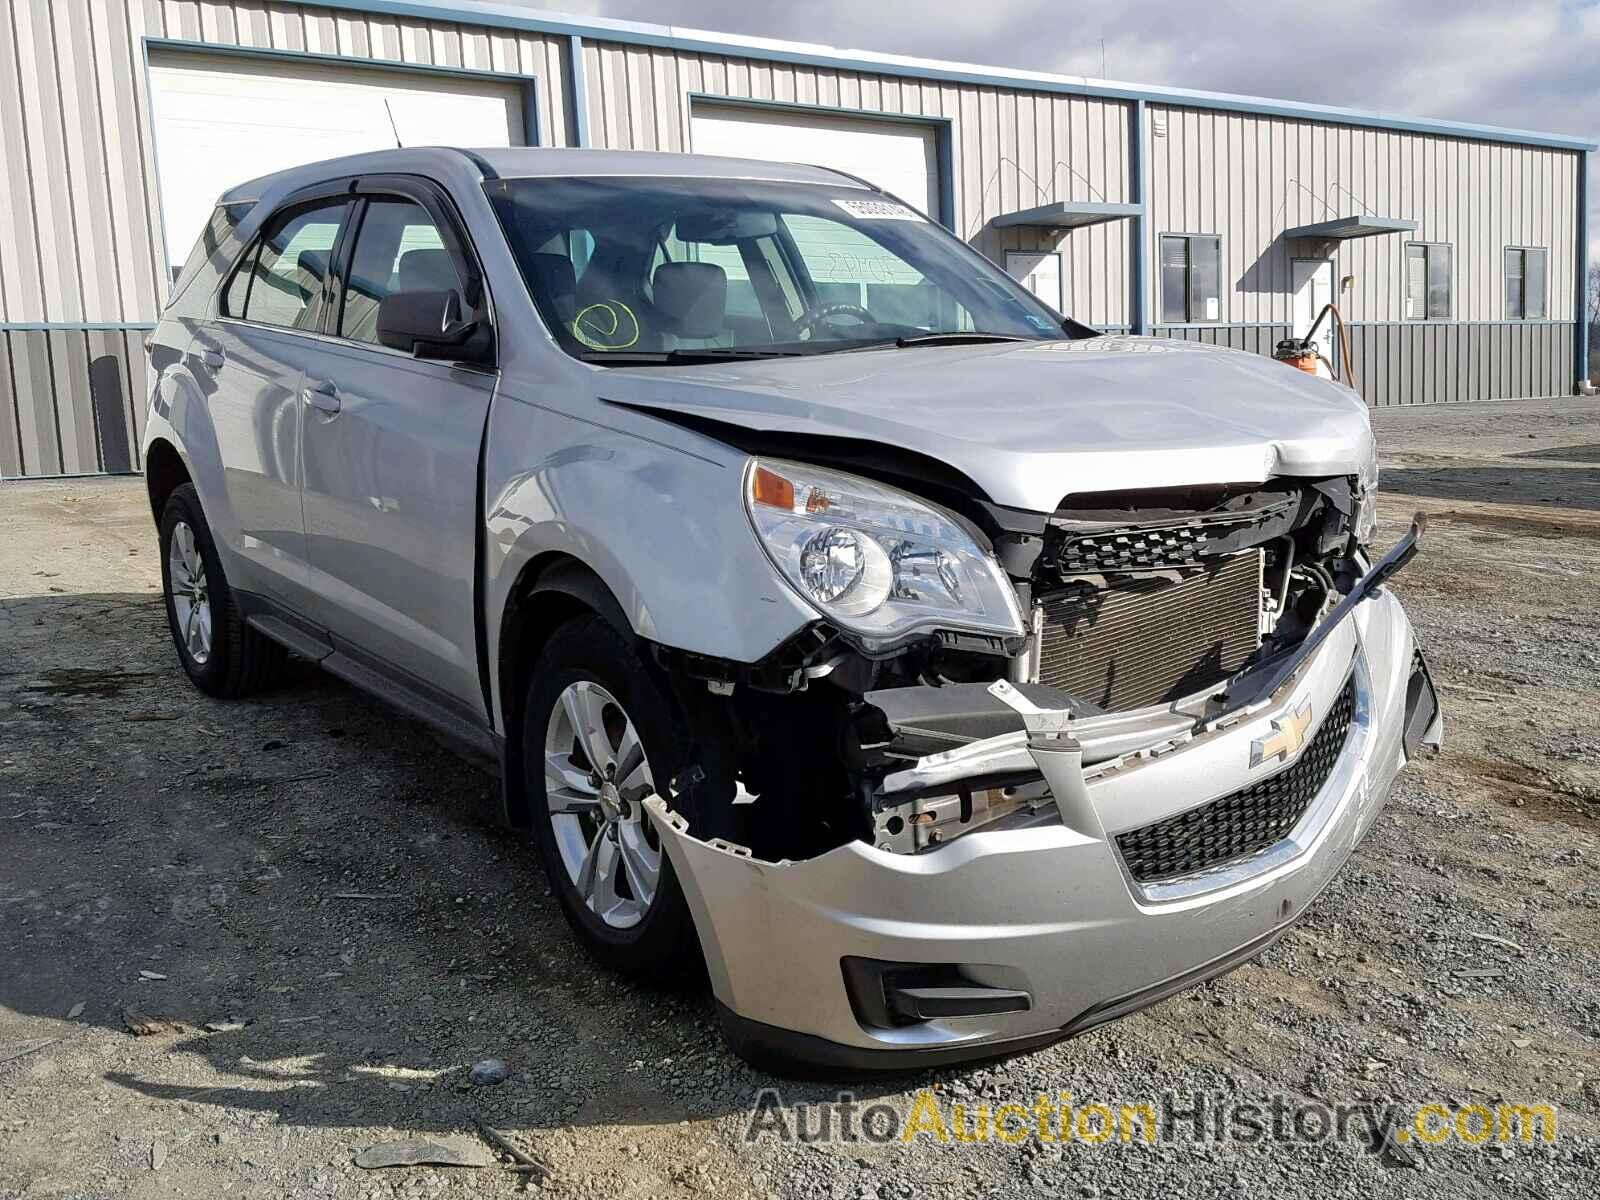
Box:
[339, 199, 463, 345]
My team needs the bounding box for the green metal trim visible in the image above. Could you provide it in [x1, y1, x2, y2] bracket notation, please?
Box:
[1130, 98, 1148, 335]
[1578, 150, 1591, 386]
[567, 34, 590, 147]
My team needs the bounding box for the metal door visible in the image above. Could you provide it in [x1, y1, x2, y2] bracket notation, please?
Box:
[1291, 258, 1335, 372]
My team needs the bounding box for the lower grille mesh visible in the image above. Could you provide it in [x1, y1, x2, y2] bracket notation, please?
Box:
[1036, 552, 1262, 711]
[1116, 677, 1358, 883]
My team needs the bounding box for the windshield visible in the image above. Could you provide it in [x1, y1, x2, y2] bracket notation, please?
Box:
[483, 176, 1072, 362]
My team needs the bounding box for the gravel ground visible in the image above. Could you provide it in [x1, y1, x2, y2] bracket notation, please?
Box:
[3, 396, 1598, 1199]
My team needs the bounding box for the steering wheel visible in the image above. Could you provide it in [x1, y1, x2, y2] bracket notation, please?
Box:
[794, 302, 876, 341]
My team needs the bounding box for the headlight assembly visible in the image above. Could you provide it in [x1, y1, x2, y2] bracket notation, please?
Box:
[744, 458, 1025, 649]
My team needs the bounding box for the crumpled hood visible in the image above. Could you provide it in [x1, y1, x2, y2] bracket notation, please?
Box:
[598, 335, 1375, 512]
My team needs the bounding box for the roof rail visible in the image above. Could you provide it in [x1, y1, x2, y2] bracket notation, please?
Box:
[453, 147, 500, 181]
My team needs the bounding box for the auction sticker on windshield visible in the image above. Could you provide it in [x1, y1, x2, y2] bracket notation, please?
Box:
[833, 198, 925, 221]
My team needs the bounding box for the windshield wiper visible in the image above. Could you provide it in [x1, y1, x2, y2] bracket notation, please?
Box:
[579, 333, 1032, 366]
[579, 347, 810, 366]
[892, 331, 1031, 348]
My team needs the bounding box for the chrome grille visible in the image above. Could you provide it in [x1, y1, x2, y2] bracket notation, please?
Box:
[1035, 551, 1262, 711]
[1115, 676, 1358, 883]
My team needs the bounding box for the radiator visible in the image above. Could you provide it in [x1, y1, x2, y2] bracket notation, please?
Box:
[1034, 551, 1263, 711]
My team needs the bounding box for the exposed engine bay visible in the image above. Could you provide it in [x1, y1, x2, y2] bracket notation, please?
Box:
[652, 457, 1371, 864]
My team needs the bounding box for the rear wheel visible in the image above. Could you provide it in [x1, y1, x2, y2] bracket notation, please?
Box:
[524, 615, 701, 976]
[158, 484, 286, 697]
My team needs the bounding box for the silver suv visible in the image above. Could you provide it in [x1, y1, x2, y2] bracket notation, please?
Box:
[143, 147, 1440, 1072]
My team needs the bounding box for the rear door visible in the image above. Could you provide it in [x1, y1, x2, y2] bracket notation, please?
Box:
[186, 191, 353, 611]
[295, 177, 497, 720]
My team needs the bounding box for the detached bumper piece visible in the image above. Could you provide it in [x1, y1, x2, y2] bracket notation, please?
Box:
[1402, 648, 1443, 759]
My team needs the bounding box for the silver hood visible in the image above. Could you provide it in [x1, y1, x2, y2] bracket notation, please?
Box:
[600, 335, 1375, 512]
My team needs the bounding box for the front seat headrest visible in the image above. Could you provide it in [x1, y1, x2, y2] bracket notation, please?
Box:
[296, 248, 329, 283]
[652, 262, 727, 339]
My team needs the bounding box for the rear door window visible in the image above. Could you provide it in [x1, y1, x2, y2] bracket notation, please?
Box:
[226, 200, 350, 331]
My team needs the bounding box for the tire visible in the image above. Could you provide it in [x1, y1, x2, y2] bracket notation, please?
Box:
[523, 613, 702, 977]
[158, 483, 287, 698]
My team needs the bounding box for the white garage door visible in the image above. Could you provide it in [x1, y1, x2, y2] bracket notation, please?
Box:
[148, 51, 525, 277]
[689, 105, 939, 217]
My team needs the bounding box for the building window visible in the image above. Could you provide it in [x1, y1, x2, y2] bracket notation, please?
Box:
[1404, 242, 1451, 321]
[1504, 247, 1548, 320]
[1159, 234, 1222, 323]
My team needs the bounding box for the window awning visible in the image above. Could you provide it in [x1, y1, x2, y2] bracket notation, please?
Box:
[1281, 215, 1418, 240]
[991, 200, 1142, 229]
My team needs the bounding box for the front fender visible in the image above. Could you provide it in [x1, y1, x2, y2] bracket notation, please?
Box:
[482, 395, 815, 724]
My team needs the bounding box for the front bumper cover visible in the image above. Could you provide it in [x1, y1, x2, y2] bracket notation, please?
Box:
[649, 575, 1437, 1075]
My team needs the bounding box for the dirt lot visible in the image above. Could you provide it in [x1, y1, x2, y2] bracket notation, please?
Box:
[3, 396, 1599, 1199]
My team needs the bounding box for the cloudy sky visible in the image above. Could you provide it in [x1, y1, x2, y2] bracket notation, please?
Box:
[545, 0, 1600, 255]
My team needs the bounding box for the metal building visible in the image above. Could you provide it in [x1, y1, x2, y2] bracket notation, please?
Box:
[0, 0, 1592, 479]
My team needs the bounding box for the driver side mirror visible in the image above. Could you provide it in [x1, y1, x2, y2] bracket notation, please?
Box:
[376, 288, 492, 365]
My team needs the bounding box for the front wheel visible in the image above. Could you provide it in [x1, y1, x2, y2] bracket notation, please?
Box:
[523, 615, 701, 976]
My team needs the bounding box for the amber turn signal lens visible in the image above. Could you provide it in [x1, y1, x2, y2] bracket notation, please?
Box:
[750, 465, 796, 510]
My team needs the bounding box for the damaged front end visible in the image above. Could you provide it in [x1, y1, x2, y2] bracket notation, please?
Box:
[643, 454, 1440, 1070]
[655, 455, 1426, 859]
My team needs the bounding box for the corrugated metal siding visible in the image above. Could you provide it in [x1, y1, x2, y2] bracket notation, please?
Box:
[580, 39, 1133, 328]
[1344, 321, 1572, 407]
[1152, 319, 1571, 408]
[0, 327, 149, 477]
[0, 3, 1589, 477]
[0, 0, 567, 477]
[1153, 324, 1292, 357]
[1145, 104, 1580, 327]
[0, 0, 569, 328]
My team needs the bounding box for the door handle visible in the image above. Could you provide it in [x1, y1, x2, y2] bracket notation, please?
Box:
[199, 349, 224, 369]
[302, 381, 341, 415]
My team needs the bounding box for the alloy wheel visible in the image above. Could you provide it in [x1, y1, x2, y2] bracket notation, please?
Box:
[167, 520, 212, 666]
[543, 680, 662, 930]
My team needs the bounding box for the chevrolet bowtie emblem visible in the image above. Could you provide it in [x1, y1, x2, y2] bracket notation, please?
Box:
[1251, 701, 1314, 768]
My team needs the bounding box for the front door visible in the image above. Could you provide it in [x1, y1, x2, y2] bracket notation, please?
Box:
[1291, 258, 1335, 371]
[295, 181, 496, 720]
